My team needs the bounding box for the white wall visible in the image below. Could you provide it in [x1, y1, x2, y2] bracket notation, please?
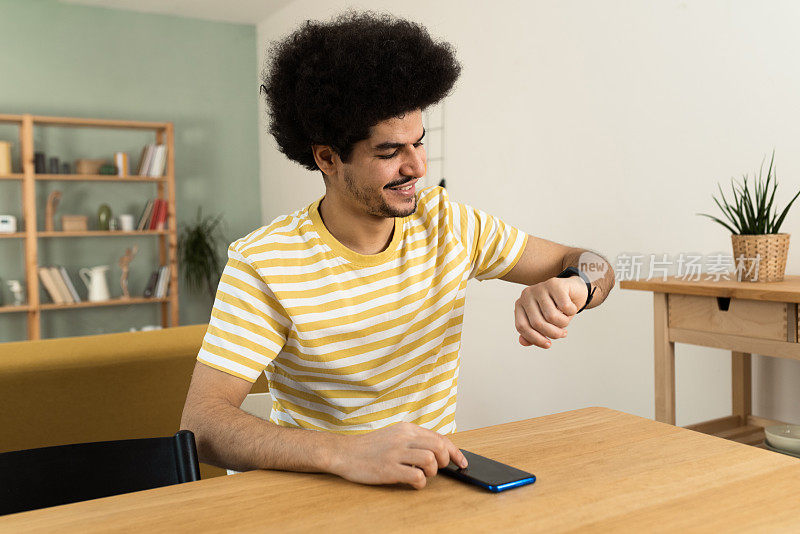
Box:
[256, 0, 800, 430]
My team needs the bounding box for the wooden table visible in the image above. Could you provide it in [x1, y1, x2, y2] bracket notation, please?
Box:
[621, 276, 800, 445]
[3, 407, 800, 532]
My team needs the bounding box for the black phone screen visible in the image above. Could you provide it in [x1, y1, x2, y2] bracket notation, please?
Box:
[439, 449, 536, 491]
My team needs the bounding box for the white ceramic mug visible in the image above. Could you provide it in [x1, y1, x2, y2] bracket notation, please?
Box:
[119, 214, 135, 232]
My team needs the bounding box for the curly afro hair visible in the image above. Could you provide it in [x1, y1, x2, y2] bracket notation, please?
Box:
[261, 10, 461, 171]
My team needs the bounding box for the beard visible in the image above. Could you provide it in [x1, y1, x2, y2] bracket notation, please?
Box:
[343, 170, 417, 218]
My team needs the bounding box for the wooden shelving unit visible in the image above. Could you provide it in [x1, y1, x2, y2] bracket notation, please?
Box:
[0, 113, 179, 340]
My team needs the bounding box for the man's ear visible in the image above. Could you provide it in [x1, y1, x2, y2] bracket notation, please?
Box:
[311, 145, 339, 176]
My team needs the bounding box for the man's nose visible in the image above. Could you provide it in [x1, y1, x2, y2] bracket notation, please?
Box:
[400, 147, 426, 178]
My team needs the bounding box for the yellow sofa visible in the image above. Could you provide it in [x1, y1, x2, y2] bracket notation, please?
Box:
[0, 324, 267, 479]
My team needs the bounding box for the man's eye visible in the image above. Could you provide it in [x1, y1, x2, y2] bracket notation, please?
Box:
[377, 143, 422, 159]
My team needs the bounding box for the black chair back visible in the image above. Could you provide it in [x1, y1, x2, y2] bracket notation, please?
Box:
[0, 430, 200, 515]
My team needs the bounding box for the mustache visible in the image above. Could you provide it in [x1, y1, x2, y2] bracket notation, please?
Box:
[384, 177, 415, 188]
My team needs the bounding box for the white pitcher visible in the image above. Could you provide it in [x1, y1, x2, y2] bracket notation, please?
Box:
[79, 265, 111, 302]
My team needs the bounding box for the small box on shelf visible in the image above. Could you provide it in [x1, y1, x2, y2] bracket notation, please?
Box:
[61, 215, 88, 232]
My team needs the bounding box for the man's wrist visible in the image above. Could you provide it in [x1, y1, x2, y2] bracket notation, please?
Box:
[556, 266, 594, 312]
[319, 432, 348, 474]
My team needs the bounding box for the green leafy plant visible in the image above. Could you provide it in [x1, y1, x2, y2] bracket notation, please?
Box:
[698, 151, 800, 235]
[178, 208, 226, 298]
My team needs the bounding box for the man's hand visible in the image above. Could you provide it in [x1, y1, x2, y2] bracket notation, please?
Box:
[514, 276, 587, 348]
[328, 422, 468, 490]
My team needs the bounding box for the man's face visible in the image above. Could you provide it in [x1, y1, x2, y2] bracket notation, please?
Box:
[336, 109, 427, 218]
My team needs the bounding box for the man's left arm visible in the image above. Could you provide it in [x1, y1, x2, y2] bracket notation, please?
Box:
[500, 235, 615, 349]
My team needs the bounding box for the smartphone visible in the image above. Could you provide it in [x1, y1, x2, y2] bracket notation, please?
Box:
[439, 449, 536, 493]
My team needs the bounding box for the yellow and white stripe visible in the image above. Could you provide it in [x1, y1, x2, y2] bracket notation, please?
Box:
[198, 186, 527, 435]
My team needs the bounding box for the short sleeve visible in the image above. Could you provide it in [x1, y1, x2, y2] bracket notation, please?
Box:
[197, 246, 290, 382]
[449, 197, 528, 281]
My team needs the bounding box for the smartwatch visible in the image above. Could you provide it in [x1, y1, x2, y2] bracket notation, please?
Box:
[556, 266, 597, 313]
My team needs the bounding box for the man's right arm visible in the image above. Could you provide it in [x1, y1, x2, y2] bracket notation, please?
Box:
[180, 361, 468, 489]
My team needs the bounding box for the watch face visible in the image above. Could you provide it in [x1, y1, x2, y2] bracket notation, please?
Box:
[578, 251, 609, 284]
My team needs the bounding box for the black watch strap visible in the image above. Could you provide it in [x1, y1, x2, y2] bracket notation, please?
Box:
[556, 266, 596, 313]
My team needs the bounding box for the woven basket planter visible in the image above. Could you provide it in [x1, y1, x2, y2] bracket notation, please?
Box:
[730, 233, 790, 282]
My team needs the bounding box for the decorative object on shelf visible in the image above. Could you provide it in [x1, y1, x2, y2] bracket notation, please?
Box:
[114, 152, 129, 177]
[60, 162, 71, 174]
[109, 216, 119, 231]
[142, 269, 159, 298]
[0, 141, 12, 174]
[48, 156, 60, 174]
[74, 159, 106, 175]
[118, 214, 135, 232]
[34, 152, 46, 173]
[79, 265, 111, 302]
[698, 151, 800, 282]
[118, 245, 139, 299]
[765, 424, 800, 455]
[7, 280, 24, 306]
[99, 163, 117, 175]
[0, 215, 17, 234]
[179, 207, 226, 298]
[97, 203, 112, 231]
[45, 191, 62, 232]
[61, 215, 88, 232]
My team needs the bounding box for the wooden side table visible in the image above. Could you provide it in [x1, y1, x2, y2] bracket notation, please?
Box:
[621, 275, 800, 446]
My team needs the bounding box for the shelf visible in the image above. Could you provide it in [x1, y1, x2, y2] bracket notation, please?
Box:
[40, 297, 169, 311]
[0, 174, 24, 180]
[0, 233, 25, 239]
[0, 304, 31, 314]
[38, 230, 168, 237]
[32, 115, 169, 130]
[35, 174, 168, 182]
[0, 114, 23, 124]
[684, 414, 797, 449]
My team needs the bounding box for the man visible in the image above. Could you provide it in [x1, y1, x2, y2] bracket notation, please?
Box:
[181, 11, 614, 490]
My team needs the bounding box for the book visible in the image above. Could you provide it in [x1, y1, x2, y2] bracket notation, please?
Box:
[150, 199, 166, 231]
[157, 145, 167, 176]
[148, 199, 160, 230]
[155, 265, 170, 298]
[139, 144, 155, 177]
[137, 199, 154, 231]
[160, 266, 171, 297]
[155, 199, 168, 230]
[48, 266, 74, 304]
[38, 267, 65, 304]
[115, 152, 129, 177]
[58, 266, 81, 303]
[136, 145, 147, 176]
[150, 145, 167, 178]
[143, 270, 159, 298]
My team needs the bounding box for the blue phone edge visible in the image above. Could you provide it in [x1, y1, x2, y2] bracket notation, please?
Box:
[483, 475, 536, 493]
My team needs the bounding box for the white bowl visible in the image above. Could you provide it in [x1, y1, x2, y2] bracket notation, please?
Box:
[765, 424, 800, 454]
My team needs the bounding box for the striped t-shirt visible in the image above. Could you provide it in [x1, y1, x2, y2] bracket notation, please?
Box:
[197, 186, 527, 435]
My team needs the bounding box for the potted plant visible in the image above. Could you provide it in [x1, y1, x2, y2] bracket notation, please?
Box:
[178, 208, 227, 298]
[698, 152, 800, 282]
